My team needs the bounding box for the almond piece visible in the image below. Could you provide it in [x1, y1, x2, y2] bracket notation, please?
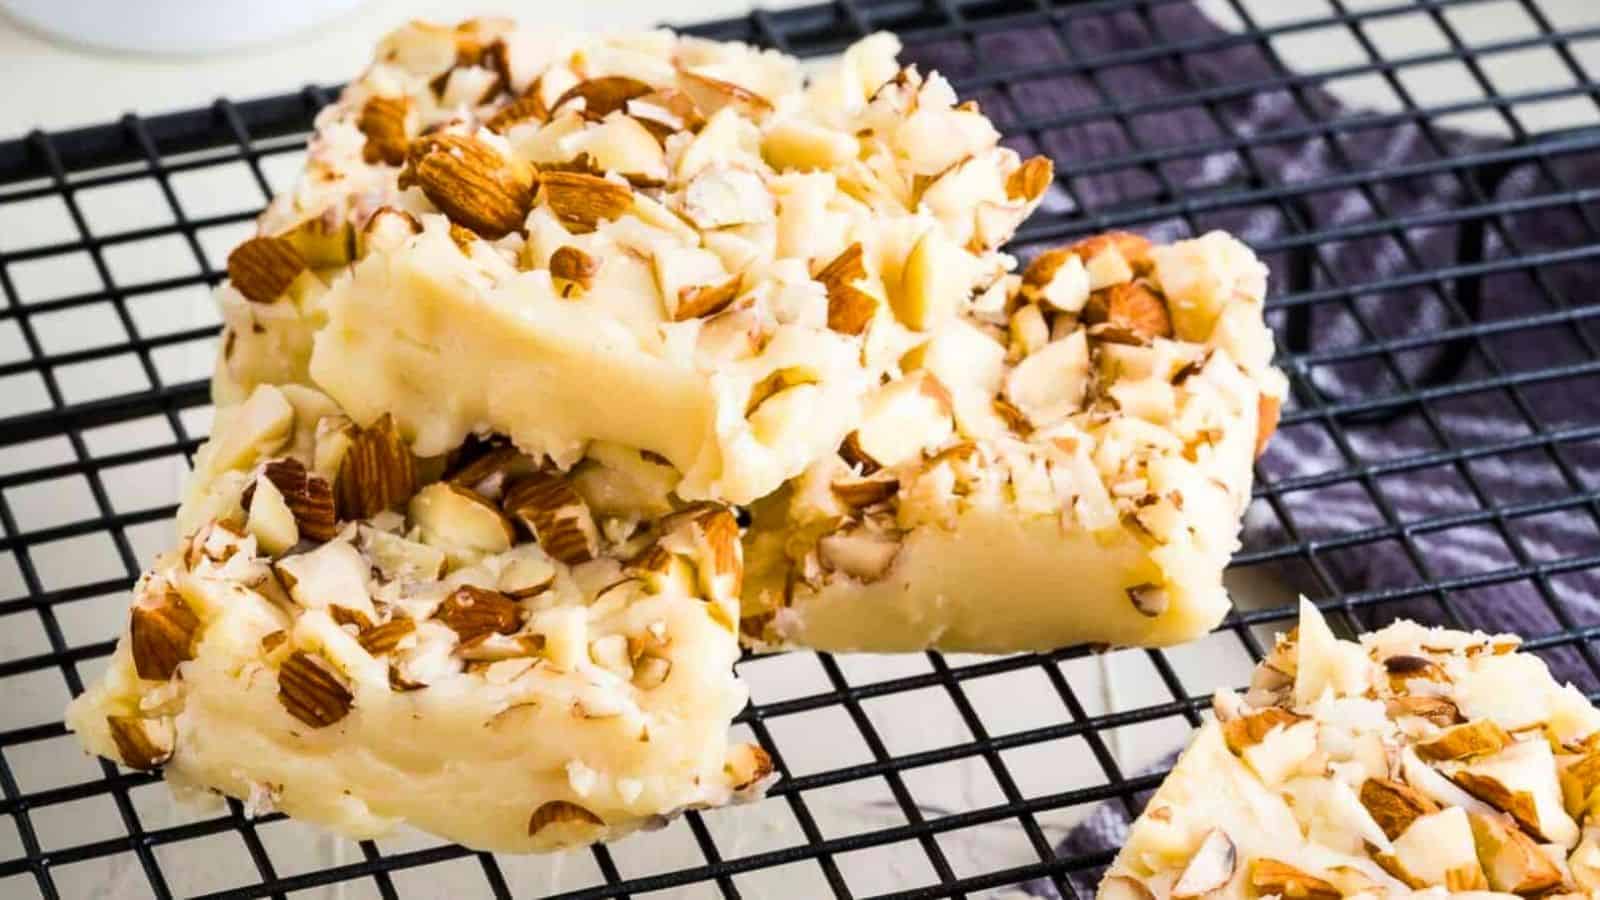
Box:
[1361, 777, 1441, 840]
[485, 95, 546, 134]
[106, 715, 174, 770]
[277, 650, 353, 728]
[358, 205, 422, 258]
[1388, 695, 1463, 727]
[404, 132, 535, 238]
[1417, 720, 1513, 761]
[433, 585, 525, 644]
[1450, 771, 1544, 838]
[336, 414, 416, 521]
[259, 458, 337, 542]
[409, 482, 516, 558]
[503, 470, 600, 565]
[678, 68, 773, 115]
[551, 76, 653, 121]
[839, 431, 880, 474]
[1249, 859, 1339, 900]
[1173, 829, 1237, 897]
[1098, 877, 1156, 900]
[817, 528, 900, 582]
[129, 591, 200, 681]
[1383, 653, 1448, 691]
[499, 554, 557, 599]
[676, 274, 742, 321]
[528, 800, 604, 837]
[550, 245, 600, 292]
[1070, 231, 1152, 271]
[358, 617, 416, 655]
[725, 742, 775, 791]
[227, 236, 307, 304]
[358, 96, 411, 166]
[1257, 393, 1281, 458]
[1006, 155, 1054, 202]
[1084, 280, 1173, 342]
[1469, 811, 1564, 895]
[831, 474, 899, 510]
[815, 243, 878, 335]
[893, 228, 966, 331]
[632, 654, 672, 689]
[540, 171, 633, 232]
[1221, 706, 1306, 755]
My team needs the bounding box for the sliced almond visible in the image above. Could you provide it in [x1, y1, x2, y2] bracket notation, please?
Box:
[1388, 695, 1463, 727]
[550, 245, 600, 292]
[893, 228, 966, 331]
[1084, 280, 1173, 342]
[433, 585, 525, 644]
[1360, 777, 1441, 840]
[403, 132, 535, 238]
[1006, 155, 1054, 202]
[815, 243, 879, 335]
[1172, 829, 1237, 897]
[1126, 583, 1167, 618]
[725, 742, 775, 791]
[1469, 811, 1564, 895]
[1450, 771, 1544, 839]
[336, 414, 416, 521]
[831, 474, 899, 510]
[276, 650, 353, 728]
[1257, 393, 1281, 458]
[130, 591, 200, 681]
[227, 236, 306, 304]
[358, 95, 411, 166]
[551, 76, 653, 121]
[1221, 706, 1306, 755]
[503, 470, 600, 565]
[527, 799, 604, 837]
[499, 554, 557, 599]
[259, 458, 337, 542]
[1249, 859, 1339, 900]
[358, 617, 416, 656]
[540, 171, 633, 232]
[106, 715, 174, 770]
[676, 274, 742, 321]
[485, 95, 546, 134]
[1417, 719, 1513, 761]
[678, 68, 772, 115]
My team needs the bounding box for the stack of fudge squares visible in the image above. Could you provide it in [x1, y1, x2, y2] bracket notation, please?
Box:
[66, 17, 1600, 895]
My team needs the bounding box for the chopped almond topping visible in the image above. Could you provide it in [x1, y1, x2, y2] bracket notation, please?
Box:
[106, 715, 174, 770]
[676, 274, 742, 321]
[550, 245, 600, 291]
[1416, 719, 1513, 761]
[402, 132, 535, 238]
[1221, 707, 1306, 755]
[129, 590, 200, 681]
[336, 414, 416, 520]
[432, 586, 525, 644]
[258, 458, 338, 542]
[551, 76, 653, 120]
[357, 617, 416, 655]
[502, 470, 600, 565]
[1360, 777, 1440, 840]
[527, 799, 603, 836]
[227, 236, 307, 304]
[540, 171, 633, 232]
[1005, 155, 1054, 202]
[276, 650, 354, 728]
[1084, 280, 1173, 342]
[358, 96, 410, 166]
[1249, 859, 1339, 900]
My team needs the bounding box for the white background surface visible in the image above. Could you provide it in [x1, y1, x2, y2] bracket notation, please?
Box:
[0, 1, 1597, 898]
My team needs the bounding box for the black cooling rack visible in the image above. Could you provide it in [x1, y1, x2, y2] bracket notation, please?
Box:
[2, 0, 1600, 897]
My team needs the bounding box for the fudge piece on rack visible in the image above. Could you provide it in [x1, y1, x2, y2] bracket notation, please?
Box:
[1100, 598, 1600, 898]
[738, 229, 1286, 651]
[66, 384, 767, 852]
[217, 20, 1050, 505]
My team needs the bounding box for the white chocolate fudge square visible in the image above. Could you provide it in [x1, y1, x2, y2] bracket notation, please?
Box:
[217, 20, 1050, 506]
[739, 230, 1287, 652]
[1101, 599, 1600, 898]
[67, 384, 766, 852]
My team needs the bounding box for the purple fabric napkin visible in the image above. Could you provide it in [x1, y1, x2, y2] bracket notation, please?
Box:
[898, 2, 1600, 892]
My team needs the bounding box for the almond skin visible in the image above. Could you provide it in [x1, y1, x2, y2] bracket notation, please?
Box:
[130, 592, 200, 681]
[815, 243, 877, 336]
[277, 650, 353, 728]
[106, 715, 173, 770]
[358, 617, 416, 655]
[1256, 393, 1281, 458]
[1070, 231, 1153, 269]
[1359, 777, 1440, 840]
[550, 245, 600, 291]
[528, 800, 603, 836]
[336, 414, 416, 521]
[227, 236, 307, 304]
[403, 132, 535, 238]
[1220, 707, 1305, 755]
[676, 274, 742, 321]
[358, 96, 410, 166]
[1249, 859, 1339, 900]
[1005, 155, 1054, 202]
[540, 171, 634, 232]
[432, 585, 525, 644]
[551, 76, 653, 120]
[258, 458, 338, 542]
[502, 470, 599, 565]
[1084, 280, 1173, 342]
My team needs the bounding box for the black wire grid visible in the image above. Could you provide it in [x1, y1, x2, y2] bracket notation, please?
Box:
[1, 0, 1599, 897]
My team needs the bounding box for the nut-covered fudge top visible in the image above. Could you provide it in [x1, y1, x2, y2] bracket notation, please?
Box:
[216, 20, 1052, 504]
[1103, 598, 1600, 898]
[67, 381, 769, 852]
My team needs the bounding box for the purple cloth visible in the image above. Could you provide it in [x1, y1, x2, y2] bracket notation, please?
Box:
[896, 2, 1600, 892]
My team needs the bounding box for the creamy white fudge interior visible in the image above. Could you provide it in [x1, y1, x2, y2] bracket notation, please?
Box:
[67, 383, 768, 853]
[1102, 598, 1600, 898]
[740, 230, 1286, 652]
[218, 20, 1050, 504]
